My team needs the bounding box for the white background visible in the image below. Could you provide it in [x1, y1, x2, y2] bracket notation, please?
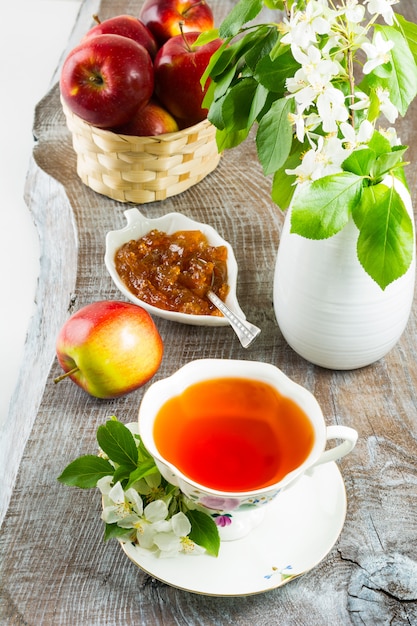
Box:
[0, 1, 82, 428]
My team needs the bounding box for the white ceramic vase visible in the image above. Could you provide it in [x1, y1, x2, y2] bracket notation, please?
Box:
[273, 178, 416, 370]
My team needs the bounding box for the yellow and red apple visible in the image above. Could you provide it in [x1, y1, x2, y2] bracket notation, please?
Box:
[55, 300, 163, 399]
[60, 34, 154, 128]
[139, 0, 214, 45]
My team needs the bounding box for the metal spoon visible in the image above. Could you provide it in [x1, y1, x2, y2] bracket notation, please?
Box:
[207, 290, 261, 348]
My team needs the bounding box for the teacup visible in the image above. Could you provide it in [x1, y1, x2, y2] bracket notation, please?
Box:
[138, 359, 357, 540]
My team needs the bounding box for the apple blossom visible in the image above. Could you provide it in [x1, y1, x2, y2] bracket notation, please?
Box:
[364, 0, 399, 26]
[362, 31, 394, 74]
[152, 512, 205, 557]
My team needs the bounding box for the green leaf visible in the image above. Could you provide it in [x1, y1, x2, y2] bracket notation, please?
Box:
[395, 13, 417, 64]
[243, 25, 279, 71]
[221, 78, 258, 130]
[271, 141, 305, 210]
[57, 455, 114, 488]
[201, 42, 234, 85]
[254, 46, 300, 93]
[247, 83, 270, 128]
[291, 173, 364, 239]
[342, 148, 376, 177]
[256, 97, 293, 175]
[186, 509, 220, 557]
[353, 182, 414, 290]
[103, 523, 133, 542]
[216, 126, 249, 151]
[368, 129, 392, 155]
[371, 145, 409, 180]
[97, 420, 138, 469]
[194, 28, 220, 46]
[125, 460, 160, 490]
[219, 0, 263, 39]
[367, 25, 417, 116]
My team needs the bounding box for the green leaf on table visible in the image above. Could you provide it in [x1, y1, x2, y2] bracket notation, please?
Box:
[186, 509, 220, 557]
[353, 182, 414, 289]
[291, 173, 364, 239]
[219, 0, 264, 39]
[96, 420, 138, 469]
[256, 97, 293, 175]
[57, 455, 114, 488]
[363, 25, 417, 116]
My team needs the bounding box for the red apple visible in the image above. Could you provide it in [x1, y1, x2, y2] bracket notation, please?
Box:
[82, 14, 158, 59]
[54, 300, 164, 399]
[153, 31, 223, 126]
[112, 100, 179, 136]
[60, 34, 154, 128]
[139, 0, 214, 45]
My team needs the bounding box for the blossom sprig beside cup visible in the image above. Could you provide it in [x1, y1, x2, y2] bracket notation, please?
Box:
[200, 0, 417, 289]
[58, 417, 220, 558]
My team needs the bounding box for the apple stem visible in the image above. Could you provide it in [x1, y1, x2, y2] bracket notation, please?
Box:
[178, 21, 193, 53]
[92, 14, 101, 25]
[54, 366, 80, 384]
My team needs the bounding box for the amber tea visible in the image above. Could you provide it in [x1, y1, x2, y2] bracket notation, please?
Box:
[153, 377, 315, 492]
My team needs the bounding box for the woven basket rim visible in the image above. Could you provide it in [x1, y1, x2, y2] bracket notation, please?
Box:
[60, 96, 214, 143]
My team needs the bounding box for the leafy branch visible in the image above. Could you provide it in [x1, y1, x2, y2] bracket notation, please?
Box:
[200, 0, 417, 289]
[58, 417, 220, 557]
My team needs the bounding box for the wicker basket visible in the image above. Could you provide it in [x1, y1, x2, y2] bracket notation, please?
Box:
[61, 99, 221, 203]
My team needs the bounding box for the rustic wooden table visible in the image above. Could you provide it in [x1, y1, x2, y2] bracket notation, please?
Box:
[1, 0, 417, 623]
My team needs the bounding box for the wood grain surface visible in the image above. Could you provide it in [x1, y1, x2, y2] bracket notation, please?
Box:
[1, 1, 417, 624]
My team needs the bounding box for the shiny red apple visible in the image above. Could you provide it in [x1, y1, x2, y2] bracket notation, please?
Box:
[139, 0, 214, 45]
[82, 14, 158, 59]
[113, 100, 179, 136]
[54, 300, 164, 399]
[153, 31, 223, 126]
[60, 34, 154, 128]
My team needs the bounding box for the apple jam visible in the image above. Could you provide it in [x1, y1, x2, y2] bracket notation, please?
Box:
[114, 229, 229, 315]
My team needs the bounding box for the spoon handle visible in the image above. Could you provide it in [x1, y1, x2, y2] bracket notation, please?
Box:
[207, 291, 261, 348]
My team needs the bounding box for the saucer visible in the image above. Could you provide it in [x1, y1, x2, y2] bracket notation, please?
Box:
[121, 461, 347, 596]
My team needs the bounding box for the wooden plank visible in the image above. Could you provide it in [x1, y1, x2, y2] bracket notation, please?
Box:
[1, 1, 417, 623]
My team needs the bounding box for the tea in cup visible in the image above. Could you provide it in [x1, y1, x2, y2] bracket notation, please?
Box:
[138, 359, 357, 540]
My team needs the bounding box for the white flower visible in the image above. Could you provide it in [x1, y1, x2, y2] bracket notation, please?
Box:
[152, 512, 205, 558]
[317, 85, 350, 132]
[280, 0, 332, 47]
[362, 31, 394, 74]
[375, 87, 399, 123]
[364, 0, 399, 26]
[379, 126, 401, 145]
[286, 136, 349, 184]
[344, 0, 366, 24]
[350, 91, 371, 112]
[100, 481, 144, 524]
[340, 120, 374, 149]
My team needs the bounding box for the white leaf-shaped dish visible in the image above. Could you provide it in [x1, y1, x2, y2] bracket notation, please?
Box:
[105, 208, 245, 326]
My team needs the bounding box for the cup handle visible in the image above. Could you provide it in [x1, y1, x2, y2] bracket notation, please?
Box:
[313, 425, 358, 467]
